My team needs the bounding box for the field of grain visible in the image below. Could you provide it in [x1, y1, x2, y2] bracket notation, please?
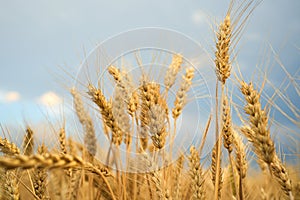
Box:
[0, 0, 299, 199]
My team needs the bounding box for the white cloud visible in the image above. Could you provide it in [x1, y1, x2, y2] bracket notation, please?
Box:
[37, 91, 62, 106]
[5, 91, 20, 102]
[0, 90, 21, 103]
[192, 10, 206, 25]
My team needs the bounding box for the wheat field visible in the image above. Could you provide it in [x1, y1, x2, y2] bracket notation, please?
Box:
[1, 0, 299, 200]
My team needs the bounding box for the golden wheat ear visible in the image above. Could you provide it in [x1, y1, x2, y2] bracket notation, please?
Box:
[32, 144, 49, 200]
[189, 146, 206, 200]
[172, 67, 195, 120]
[0, 137, 20, 156]
[4, 170, 20, 200]
[88, 84, 123, 146]
[164, 54, 183, 95]
[240, 81, 294, 199]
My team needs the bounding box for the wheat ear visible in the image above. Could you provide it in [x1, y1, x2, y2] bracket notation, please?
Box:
[172, 67, 195, 120]
[71, 88, 97, 156]
[221, 96, 239, 197]
[222, 97, 233, 153]
[215, 14, 232, 84]
[148, 103, 167, 149]
[240, 81, 293, 199]
[88, 84, 123, 146]
[0, 137, 20, 155]
[58, 128, 67, 154]
[189, 146, 205, 200]
[112, 84, 131, 146]
[233, 131, 248, 200]
[141, 153, 170, 199]
[270, 156, 294, 199]
[33, 144, 48, 200]
[172, 154, 184, 199]
[164, 54, 183, 93]
[240, 81, 276, 165]
[23, 126, 34, 155]
[139, 81, 160, 150]
[4, 170, 20, 200]
[0, 153, 110, 176]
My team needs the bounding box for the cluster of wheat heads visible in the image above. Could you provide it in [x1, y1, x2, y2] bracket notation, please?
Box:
[1, 0, 300, 200]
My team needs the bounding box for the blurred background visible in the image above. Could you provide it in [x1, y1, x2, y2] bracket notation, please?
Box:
[0, 0, 299, 142]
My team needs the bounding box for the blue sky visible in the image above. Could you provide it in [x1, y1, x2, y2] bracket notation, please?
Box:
[0, 0, 299, 133]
